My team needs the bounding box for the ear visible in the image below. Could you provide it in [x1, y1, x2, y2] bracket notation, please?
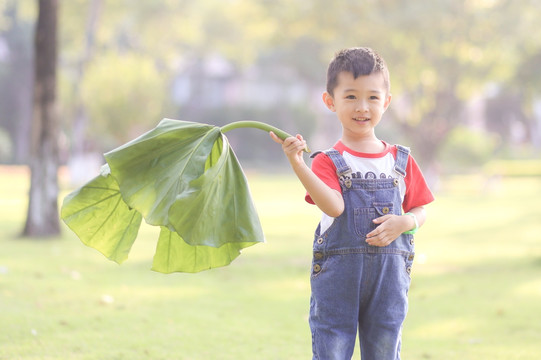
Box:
[322, 92, 336, 112]
[383, 93, 392, 112]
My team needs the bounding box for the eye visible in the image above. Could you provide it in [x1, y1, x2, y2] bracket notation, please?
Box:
[370, 95, 380, 100]
[346, 95, 356, 100]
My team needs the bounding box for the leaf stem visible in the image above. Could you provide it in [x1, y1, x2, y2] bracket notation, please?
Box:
[220, 121, 310, 153]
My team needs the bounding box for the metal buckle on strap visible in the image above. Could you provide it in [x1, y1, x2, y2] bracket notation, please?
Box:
[341, 176, 352, 188]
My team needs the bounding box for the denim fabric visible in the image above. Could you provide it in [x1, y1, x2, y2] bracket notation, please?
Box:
[310, 147, 415, 360]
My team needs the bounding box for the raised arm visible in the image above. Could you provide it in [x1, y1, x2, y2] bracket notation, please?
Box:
[270, 132, 344, 218]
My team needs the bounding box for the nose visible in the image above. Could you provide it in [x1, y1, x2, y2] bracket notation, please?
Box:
[355, 100, 369, 112]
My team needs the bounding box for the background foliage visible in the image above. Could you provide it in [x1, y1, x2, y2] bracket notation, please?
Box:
[1, 0, 540, 174]
[1, 1, 541, 357]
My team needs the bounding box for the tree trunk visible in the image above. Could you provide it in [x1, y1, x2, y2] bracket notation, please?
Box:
[22, 0, 60, 237]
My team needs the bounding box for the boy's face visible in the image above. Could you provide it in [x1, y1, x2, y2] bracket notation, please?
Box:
[323, 71, 391, 141]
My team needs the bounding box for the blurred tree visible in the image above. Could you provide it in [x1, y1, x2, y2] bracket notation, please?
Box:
[0, 1, 34, 164]
[62, 0, 102, 158]
[363, 1, 520, 170]
[23, 0, 60, 237]
[0, 128, 12, 162]
[80, 52, 167, 147]
[492, 0, 541, 150]
[57, 0, 281, 154]
[254, 0, 540, 171]
[4, 0, 541, 170]
[439, 125, 499, 172]
[284, 0, 532, 170]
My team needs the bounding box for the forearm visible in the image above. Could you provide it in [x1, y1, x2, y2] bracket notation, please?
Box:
[290, 160, 344, 218]
[269, 132, 344, 217]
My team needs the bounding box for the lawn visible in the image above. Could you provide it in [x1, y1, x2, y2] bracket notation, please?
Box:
[1, 166, 540, 359]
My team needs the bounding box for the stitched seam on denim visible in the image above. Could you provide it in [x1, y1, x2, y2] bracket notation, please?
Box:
[323, 248, 414, 257]
[348, 179, 399, 190]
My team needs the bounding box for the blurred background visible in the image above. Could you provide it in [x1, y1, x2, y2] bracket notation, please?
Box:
[1, 1, 541, 358]
[1, 0, 540, 183]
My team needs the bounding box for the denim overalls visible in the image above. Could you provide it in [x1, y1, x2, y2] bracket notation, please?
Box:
[309, 146, 415, 360]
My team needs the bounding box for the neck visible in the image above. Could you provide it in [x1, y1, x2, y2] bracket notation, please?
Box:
[341, 135, 385, 154]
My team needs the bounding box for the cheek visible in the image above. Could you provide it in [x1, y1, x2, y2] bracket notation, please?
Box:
[339, 102, 355, 111]
[371, 104, 386, 114]
[338, 107, 352, 116]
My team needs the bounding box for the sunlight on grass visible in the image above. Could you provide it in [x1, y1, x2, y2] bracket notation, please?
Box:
[410, 317, 474, 340]
[1, 167, 541, 359]
[513, 278, 541, 298]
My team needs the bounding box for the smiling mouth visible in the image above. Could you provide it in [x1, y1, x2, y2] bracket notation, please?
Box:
[353, 117, 370, 122]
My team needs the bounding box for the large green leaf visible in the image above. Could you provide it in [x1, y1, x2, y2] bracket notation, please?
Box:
[61, 118, 266, 273]
[152, 227, 257, 273]
[104, 118, 221, 226]
[61, 165, 142, 264]
[168, 134, 264, 247]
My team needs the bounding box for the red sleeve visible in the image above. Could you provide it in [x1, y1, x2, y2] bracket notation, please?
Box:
[402, 154, 435, 212]
[305, 152, 341, 204]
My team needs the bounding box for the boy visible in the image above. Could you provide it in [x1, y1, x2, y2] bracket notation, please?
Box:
[270, 47, 434, 359]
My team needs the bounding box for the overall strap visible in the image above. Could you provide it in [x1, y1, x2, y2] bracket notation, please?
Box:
[393, 144, 410, 178]
[311, 149, 353, 189]
[324, 149, 351, 177]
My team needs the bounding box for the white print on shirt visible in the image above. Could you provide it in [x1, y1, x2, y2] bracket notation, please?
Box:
[318, 150, 406, 234]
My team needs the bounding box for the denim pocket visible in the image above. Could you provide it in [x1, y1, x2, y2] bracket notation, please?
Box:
[353, 202, 394, 237]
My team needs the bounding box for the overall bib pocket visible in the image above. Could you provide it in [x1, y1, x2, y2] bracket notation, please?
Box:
[353, 202, 394, 237]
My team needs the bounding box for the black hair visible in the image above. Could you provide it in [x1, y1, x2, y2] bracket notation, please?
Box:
[326, 47, 390, 96]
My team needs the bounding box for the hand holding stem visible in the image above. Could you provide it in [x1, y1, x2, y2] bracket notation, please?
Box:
[270, 131, 345, 218]
[269, 132, 307, 166]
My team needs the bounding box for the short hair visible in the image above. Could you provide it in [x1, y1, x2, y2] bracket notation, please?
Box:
[326, 47, 390, 96]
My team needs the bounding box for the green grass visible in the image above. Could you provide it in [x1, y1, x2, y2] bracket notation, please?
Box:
[1, 167, 541, 359]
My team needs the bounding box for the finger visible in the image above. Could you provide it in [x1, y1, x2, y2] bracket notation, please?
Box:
[366, 223, 384, 238]
[292, 141, 307, 153]
[368, 232, 396, 247]
[367, 236, 388, 247]
[372, 214, 391, 224]
[366, 236, 383, 246]
[283, 136, 304, 149]
[366, 223, 389, 241]
[269, 131, 284, 144]
[287, 136, 306, 152]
